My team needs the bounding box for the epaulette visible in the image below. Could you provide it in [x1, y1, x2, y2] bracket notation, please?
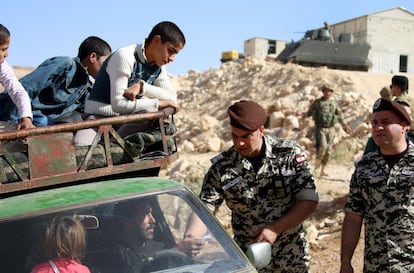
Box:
[278, 139, 296, 148]
[210, 154, 224, 164]
[271, 139, 296, 154]
[356, 151, 378, 165]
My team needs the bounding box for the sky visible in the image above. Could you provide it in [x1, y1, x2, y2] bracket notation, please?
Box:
[3, 1, 414, 76]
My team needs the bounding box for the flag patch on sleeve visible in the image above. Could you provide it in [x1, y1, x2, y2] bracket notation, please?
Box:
[295, 154, 307, 163]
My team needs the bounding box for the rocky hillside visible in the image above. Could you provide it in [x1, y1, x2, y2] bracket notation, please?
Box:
[165, 57, 411, 272]
[166, 57, 402, 185]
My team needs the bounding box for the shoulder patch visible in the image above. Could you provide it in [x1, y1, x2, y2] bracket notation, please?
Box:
[295, 153, 307, 163]
[210, 154, 224, 164]
[271, 138, 297, 154]
[356, 151, 380, 166]
[279, 139, 296, 148]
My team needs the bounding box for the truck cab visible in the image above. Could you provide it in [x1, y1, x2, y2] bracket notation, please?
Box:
[0, 109, 270, 273]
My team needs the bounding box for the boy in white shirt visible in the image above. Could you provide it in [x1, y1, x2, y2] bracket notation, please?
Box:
[0, 23, 34, 130]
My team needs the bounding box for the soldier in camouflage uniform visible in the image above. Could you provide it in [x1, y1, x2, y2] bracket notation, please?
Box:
[390, 75, 414, 137]
[197, 100, 319, 273]
[305, 83, 350, 176]
[364, 76, 414, 155]
[341, 98, 414, 273]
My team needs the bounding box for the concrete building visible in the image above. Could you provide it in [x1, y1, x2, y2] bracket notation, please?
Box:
[244, 37, 287, 60]
[329, 6, 414, 73]
[244, 6, 414, 73]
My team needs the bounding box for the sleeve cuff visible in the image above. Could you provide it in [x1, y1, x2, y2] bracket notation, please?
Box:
[296, 189, 319, 202]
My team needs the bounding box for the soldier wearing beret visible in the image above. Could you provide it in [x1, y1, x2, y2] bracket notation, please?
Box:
[192, 100, 319, 273]
[341, 98, 414, 273]
[391, 75, 410, 98]
[390, 75, 414, 133]
[305, 83, 351, 176]
[364, 75, 414, 155]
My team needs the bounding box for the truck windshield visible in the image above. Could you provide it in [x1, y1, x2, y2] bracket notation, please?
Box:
[0, 191, 250, 273]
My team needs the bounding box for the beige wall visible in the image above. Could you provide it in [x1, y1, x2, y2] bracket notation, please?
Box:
[244, 37, 287, 60]
[329, 8, 414, 73]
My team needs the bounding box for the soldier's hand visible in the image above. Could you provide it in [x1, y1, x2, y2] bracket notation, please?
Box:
[175, 238, 206, 257]
[339, 262, 354, 273]
[252, 227, 278, 244]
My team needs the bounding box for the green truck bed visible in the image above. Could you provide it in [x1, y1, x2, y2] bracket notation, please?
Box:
[0, 107, 178, 196]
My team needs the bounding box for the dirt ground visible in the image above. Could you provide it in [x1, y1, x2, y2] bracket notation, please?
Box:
[309, 163, 364, 273]
[310, 228, 364, 273]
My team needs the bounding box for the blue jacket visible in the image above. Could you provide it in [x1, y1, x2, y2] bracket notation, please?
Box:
[0, 56, 93, 125]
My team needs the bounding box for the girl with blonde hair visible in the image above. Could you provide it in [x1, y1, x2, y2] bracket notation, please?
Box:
[31, 216, 90, 273]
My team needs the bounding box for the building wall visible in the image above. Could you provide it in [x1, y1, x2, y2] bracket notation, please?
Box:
[244, 38, 269, 59]
[329, 8, 414, 73]
[242, 7, 414, 73]
[329, 17, 368, 44]
[274, 41, 287, 56]
[367, 9, 414, 73]
[244, 37, 287, 60]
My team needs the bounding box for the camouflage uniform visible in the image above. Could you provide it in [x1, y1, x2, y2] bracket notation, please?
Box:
[395, 94, 414, 135]
[364, 95, 414, 155]
[344, 142, 414, 273]
[306, 97, 345, 165]
[200, 135, 319, 273]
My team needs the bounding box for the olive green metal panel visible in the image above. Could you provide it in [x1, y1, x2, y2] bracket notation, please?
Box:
[0, 177, 181, 219]
[28, 133, 77, 179]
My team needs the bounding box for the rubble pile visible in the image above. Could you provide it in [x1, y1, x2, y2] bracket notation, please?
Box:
[165, 58, 390, 255]
[167, 57, 374, 183]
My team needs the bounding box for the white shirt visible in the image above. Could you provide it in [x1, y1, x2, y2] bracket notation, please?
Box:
[0, 61, 32, 119]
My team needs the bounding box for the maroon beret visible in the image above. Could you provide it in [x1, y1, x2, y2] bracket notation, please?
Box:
[373, 98, 412, 125]
[227, 100, 266, 131]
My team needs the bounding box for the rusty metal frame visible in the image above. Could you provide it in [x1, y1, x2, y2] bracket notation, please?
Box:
[0, 108, 178, 194]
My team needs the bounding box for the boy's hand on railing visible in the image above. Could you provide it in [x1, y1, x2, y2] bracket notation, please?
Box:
[17, 117, 36, 130]
[159, 100, 180, 113]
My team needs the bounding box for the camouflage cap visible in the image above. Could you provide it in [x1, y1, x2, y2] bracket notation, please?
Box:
[321, 83, 334, 92]
[373, 98, 412, 125]
[228, 100, 266, 131]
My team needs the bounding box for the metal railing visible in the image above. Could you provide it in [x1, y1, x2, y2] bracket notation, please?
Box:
[0, 108, 178, 195]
